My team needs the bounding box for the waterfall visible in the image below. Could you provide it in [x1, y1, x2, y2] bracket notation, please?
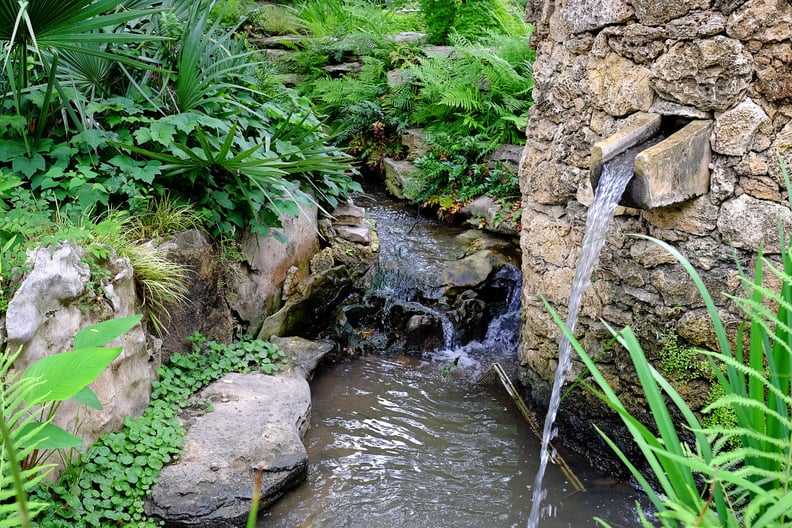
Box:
[527, 155, 635, 527]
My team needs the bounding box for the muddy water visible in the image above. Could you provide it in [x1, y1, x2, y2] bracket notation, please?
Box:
[262, 355, 642, 528]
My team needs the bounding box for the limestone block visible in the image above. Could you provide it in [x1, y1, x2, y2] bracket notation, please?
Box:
[229, 204, 319, 332]
[717, 194, 792, 253]
[712, 98, 770, 156]
[633, 120, 713, 209]
[588, 53, 654, 116]
[521, 212, 577, 268]
[382, 157, 417, 200]
[727, 0, 792, 43]
[642, 194, 719, 236]
[755, 43, 792, 102]
[710, 157, 738, 205]
[593, 24, 666, 63]
[768, 120, 792, 185]
[650, 36, 754, 111]
[631, 0, 708, 25]
[553, 0, 633, 34]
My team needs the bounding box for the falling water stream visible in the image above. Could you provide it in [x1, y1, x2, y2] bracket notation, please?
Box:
[262, 190, 643, 528]
[527, 149, 643, 527]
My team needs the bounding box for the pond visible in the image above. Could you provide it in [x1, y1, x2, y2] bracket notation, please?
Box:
[262, 352, 643, 528]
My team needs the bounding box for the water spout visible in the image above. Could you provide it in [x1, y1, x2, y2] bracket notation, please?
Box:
[528, 158, 635, 527]
[590, 113, 712, 209]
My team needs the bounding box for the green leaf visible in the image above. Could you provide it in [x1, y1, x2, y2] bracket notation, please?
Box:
[22, 347, 123, 405]
[73, 315, 142, 349]
[15, 422, 83, 450]
[12, 154, 46, 177]
[149, 120, 177, 146]
[73, 386, 102, 410]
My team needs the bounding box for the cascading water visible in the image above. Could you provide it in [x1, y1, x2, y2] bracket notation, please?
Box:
[527, 151, 638, 527]
[263, 191, 643, 528]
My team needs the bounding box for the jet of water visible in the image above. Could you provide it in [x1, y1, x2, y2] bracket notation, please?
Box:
[527, 157, 635, 527]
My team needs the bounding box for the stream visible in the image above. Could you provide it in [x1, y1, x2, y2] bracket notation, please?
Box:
[262, 191, 643, 527]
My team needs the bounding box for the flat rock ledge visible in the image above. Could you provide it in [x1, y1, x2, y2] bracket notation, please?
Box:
[146, 337, 334, 528]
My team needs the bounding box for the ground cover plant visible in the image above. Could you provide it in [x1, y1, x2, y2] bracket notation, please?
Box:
[28, 334, 286, 527]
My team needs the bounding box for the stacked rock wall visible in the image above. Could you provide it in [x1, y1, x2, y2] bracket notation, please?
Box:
[519, 0, 792, 470]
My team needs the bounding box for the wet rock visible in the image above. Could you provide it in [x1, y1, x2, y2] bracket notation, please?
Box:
[258, 266, 353, 340]
[437, 250, 501, 293]
[383, 158, 417, 199]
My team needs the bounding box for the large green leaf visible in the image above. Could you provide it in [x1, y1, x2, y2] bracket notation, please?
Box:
[72, 314, 141, 349]
[20, 346, 122, 405]
[14, 421, 82, 450]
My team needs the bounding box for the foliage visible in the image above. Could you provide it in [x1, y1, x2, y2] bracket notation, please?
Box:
[249, 3, 304, 36]
[32, 334, 287, 527]
[292, 0, 417, 39]
[420, 0, 522, 44]
[1, 315, 142, 527]
[420, 0, 458, 44]
[0, 0, 164, 152]
[401, 31, 534, 144]
[557, 160, 792, 527]
[0, 0, 361, 242]
[406, 133, 519, 219]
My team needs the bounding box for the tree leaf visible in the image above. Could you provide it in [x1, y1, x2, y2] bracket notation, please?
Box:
[15, 422, 83, 450]
[21, 347, 123, 405]
[73, 315, 142, 349]
[72, 386, 102, 410]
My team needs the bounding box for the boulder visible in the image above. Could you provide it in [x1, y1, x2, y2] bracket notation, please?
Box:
[228, 205, 319, 334]
[4, 243, 155, 474]
[157, 230, 235, 359]
[146, 338, 334, 528]
[146, 374, 310, 528]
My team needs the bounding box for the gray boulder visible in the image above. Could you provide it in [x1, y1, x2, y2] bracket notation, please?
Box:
[146, 337, 334, 528]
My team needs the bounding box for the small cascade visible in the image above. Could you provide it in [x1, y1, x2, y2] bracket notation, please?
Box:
[527, 153, 636, 527]
[430, 264, 522, 375]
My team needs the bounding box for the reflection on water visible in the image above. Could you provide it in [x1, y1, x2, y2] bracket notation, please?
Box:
[262, 355, 643, 528]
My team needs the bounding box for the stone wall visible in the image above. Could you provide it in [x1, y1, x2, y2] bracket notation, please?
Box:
[519, 0, 792, 470]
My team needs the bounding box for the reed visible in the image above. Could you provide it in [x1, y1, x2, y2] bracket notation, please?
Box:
[547, 161, 792, 527]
